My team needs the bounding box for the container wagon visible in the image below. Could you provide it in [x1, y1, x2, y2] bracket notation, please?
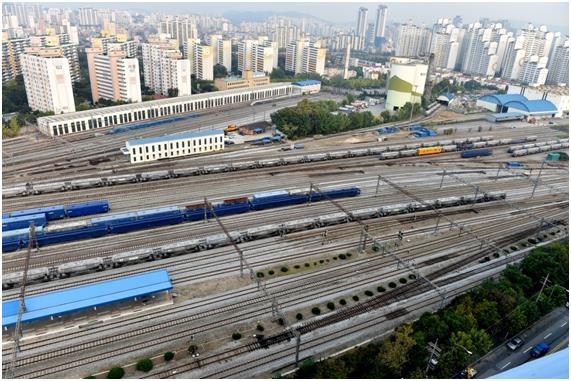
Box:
[461, 149, 492, 158]
[7, 205, 65, 221]
[3, 213, 47, 231]
[65, 200, 110, 218]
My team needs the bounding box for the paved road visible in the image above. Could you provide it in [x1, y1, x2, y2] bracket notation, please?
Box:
[474, 306, 569, 378]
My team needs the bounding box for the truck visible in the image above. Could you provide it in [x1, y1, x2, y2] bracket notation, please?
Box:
[224, 124, 238, 134]
[529, 342, 550, 358]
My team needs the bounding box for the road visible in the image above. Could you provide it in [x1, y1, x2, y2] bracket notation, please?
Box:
[474, 306, 569, 378]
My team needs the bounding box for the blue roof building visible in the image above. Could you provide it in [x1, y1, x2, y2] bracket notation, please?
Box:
[2, 270, 172, 327]
[292, 79, 321, 86]
[477, 94, 529, 113]
[504, 99, 558, 116]
[437, 92, 455, 105]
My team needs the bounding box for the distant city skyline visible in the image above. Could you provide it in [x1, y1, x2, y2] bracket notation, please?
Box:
[39, 2, 569, 31]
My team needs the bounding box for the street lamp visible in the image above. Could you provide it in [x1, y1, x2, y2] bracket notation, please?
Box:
[455, 343, 473, 355]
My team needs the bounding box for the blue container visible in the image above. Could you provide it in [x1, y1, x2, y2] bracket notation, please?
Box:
[183, 208, 207, 222]
[37, 225, 108, 246]
[66, 200, 110, 218]
[461, 149, 492, 158]
[3, 213, 47, 231]
[310, 187, 361, 201]
[109, 214, 184, 234]
[2, 226, 44, 252]
[8, 205, 65, 221]
[505, 161, 523, 167]
[213, 202, 251, 216]
[250, 194, 308, 210]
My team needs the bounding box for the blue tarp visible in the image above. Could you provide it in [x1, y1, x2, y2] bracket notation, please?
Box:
[2, 269, 172, 327]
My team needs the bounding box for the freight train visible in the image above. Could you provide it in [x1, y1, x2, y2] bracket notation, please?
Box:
[2, 191, 507, 289]
[3, 135, 539, 199]
[2, 187, 360, 252]
[510, 140, 569, 157]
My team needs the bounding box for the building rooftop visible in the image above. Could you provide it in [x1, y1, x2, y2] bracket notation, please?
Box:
[126, 129, 224, 146]
[2, 270, 172, 327]
[438, 92, 455, 101]
[479, 94, 529, 105]
[292, 79, 321, 86]
[504, 99, 558, 113]
[38, 82, 293, 123]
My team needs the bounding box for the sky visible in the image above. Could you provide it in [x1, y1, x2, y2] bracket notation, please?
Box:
[40, 2, 570, 31]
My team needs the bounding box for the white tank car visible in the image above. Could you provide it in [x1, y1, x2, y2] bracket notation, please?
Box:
[388, 144, 405, 151]
[2, 267, 51, 288]
[508, 145, 523, 153]
[499, 139, 513, 145]
[173, 167, 200, 177]
[399, 150, 416, 157]
[282, 218, 317, 232]
[526, 135, 538, 141]
[370, 147, 388, 155]
[351, 208, 380, 220]
[405, 143, 422, 150]
[318, 212, 350, 225]
[527, 147, 541, 154]
[307, 153, 329, 161]
[467, 137, 482, 143]
[511, 149, 528, 157]
[485, 140, 500, 146]
[421, 141, 439, 147]
[245, 224, 281, 240]
[550, 143, 563, 150]
[472, 142, 487, 148]
[380, 203, 410, 215]
[481, 136, 493, 141]
[438, 140, 453, 145]
[57, 258, 105, 277]
[442, 145, 458, 152]
[380, 152, 399, 160]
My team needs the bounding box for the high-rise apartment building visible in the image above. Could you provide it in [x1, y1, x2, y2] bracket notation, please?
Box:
[374, 5, 388, 39]
[29, 35, 81, 83]
[2, 33, 29, 82]
[252, 45, 276, 74]
[429, 18, 464, 70]
[356, 7, 368, 39]
[20, 47, 76, 114]
[141, 39, 192, 96]
[160, 17, 198, 46]
[286, 39, 326, 75]
[86, 47, 141, 103]
[237, 39, 256, 72]
[546, 40, 569, 86]
[519, 55, 549, 86]
[192, 44, 214, 80]
[79, 8, 99, 26]
[396, 21, 432, 57]
[216, 39, 232, 72]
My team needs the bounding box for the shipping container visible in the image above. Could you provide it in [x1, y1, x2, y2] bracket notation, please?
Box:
[252, 190, 289, 200]
[3, 213, 47, 231]
[8, 205, 66, 221]
[66, 200, 109, 218]
[417, 146, 443, 156]
[460, 149, 492, 158]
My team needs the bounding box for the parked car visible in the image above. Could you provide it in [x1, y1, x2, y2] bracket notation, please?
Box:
[530, 342, 550, 358]
[506, 337, 524, 351]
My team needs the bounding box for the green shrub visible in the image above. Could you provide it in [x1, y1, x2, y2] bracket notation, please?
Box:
[346, 253, 352, 257]
[339, 299, 347, 305]
[312, 307, 321, 315]
[294, 264, 300, 269]
[164, 352, 175, 361]
[352, 295, 360, 301]
[327, 302, 335, 310]
[408, 274, 417, 280]
[107, 367, 125, 379]
[305, 263, 310, 267]
[389, 282, 397, 288]
[365, 290, 374, 297]
[296, 313, 303, 320]
[256, 324, 265, 332]
[399, 278, 407, 284]
[339, 254, 347, 260]
[269, 270, 275, 275]
[256, 272, 264, 278]
[136, 358, 153, 372]
[319, 259, 325, 264]
[232, 332, 242, 340]
[377, 286, 386, 292]
[188, 344, 197, 354]
[278, 318, 285, 325]
[333, 257, 338, 260]
[313, 261, 317, 266]
[281, 266, 289, 273]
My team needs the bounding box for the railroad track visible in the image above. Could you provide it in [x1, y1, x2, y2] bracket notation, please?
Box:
[5, 211, 568, 378]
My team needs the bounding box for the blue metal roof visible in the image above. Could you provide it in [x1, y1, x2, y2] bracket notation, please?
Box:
[2, 270, 172, 327]
[504, 99, 558, 114]
[489, 347, 568, 379]
[292, 80, 321, 86]
[126, 129, 224, 147]
[479, 94, 528, 105]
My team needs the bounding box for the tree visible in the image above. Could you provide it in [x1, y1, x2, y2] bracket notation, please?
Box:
[2, 75, 30, 114]
[135, 358, 153, 372]
[3, 117, 20, 138]
[213, 63, 228, 79]
[164, 352, 175, 361]
[377, 324, 416, 377]
[167, 88, 179, 97]
[107, 367, 125, 379]
[473, 300, 501, 332]
[380, 110, 391, 123]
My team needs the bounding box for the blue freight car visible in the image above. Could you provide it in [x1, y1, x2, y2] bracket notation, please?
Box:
[66, 200, 110, 218]
[310, 187, 361, 201]
[8, 205, 66, 221]
[461, 149, 492, 158]
[92, 206, 183, 234]
[3, 213, 47, 231]
[37, 224, 108, 246]
[250, 194, 308, 210]
[2, 226, 44, 252]
[213, 202, 251, 216]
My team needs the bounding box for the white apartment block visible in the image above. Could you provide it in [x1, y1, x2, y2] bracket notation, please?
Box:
[141, 42, 192, 96]
[252, 45, 276, 74]
[286, 39, 326, 75]
[193, 44, 214, 80]
[20, 49, 76, 114]
[126, 130, 225, 164]
[86, 48, 141, 103]
[519, 55, 549, 86]
[79, 8, 98, 26]
[546, 41, 569, 86]
[2, 34, 29, 82]
[160, 17, 197, 46]
[216, 39, 232, 72]
[396, 22, 432, 58]
[237, 40, 255, 72]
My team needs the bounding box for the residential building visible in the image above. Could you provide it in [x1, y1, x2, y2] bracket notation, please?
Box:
[286, 39, 326, 75]
[396, 21, 432, 57]
[2, 33, 29, 82]
[356, 7, 368, 40]
[160, 17, 197, 46]
[237, 39, 256, 72]
[519, 55, 549, 86]
[20, 47, 75, 114]
[193, 44, 214, 80]
[141, 39, 192, 96]
[126, 130, 225, 164]
[216, 39, 232, 72]
[252, 44, 276, 74]
[79, 8, 98, 26]
[86, 47, 141, 103]
[546, 40, 569, 86]
[28, 35, 80, 82]
[374, 5, 388, 40]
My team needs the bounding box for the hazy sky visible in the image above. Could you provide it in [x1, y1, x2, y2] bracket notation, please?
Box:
[42, 2, 569, 30]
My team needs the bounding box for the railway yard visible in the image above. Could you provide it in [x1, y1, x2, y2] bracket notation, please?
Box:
[1, 94, 569, 379]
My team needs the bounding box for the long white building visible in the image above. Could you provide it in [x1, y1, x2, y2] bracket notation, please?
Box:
[126, 130, 224, 164]
[38, 82, 301, 137]
[21, 47, 76, 114]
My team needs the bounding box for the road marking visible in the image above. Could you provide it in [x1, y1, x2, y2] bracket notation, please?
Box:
[500, 362, 511, 370]
[544, 333, 552, 339]
[561, 322, 567, 327]
[523, 346, 532, 353]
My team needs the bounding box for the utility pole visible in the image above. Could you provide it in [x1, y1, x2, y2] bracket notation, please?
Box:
[536, 273, 551, 302]
[530, 161, 546, 199]
[425, 339, 441, 374]
[6, 224, 35, 379]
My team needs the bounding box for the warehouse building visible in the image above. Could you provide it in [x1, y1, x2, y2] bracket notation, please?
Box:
[125, 130, 224, 164]
[476, 94, 529, 113]
[2, 270, 172, 328]
[292, 79, 322, 94]
[38, 82, 300, 137]
[477, 93, 559, 118]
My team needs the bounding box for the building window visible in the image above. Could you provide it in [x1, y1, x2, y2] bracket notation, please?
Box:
[139, 147, 142, 154]
[133, 157, 136, 162]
